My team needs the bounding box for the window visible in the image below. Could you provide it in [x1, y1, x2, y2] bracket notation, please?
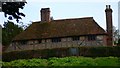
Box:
[51, 38, 61, 43]
[38, 40, 42, 43]
[20, 41, 27, 45]
[88, 35, 96, 41]
[72, 36, 80, 41]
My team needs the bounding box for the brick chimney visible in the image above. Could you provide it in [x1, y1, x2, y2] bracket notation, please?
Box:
[40, 8, 50, 22]
[105, 5, 113, 46]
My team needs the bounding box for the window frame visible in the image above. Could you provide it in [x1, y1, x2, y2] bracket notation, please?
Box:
[72, 36, 80, 41]
[51, 38, 61, 43]
[87, 35, 96, 41]
[38, 40, 42, 44]
[20, 40, 27, 45]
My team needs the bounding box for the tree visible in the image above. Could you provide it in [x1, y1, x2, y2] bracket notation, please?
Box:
[2, 21, 23, 46]
[118, 39, 120, 46]
[2, 1, 27, 23]
[113, 26, 119, 45]
[117, 30, 120, 46]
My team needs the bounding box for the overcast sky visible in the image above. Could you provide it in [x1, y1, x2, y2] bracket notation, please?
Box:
[0, 0, 119, 31]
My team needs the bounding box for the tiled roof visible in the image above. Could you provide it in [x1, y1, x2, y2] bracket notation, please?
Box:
[13, 17, 106, 41]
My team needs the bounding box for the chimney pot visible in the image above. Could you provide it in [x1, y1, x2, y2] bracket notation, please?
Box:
[106, 5, 111, 9]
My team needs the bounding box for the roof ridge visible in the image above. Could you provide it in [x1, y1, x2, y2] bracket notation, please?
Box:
[32, 17, 93, 23]
[52, 17, 93, 22]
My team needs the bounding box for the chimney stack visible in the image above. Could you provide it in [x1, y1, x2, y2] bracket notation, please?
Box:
[105, 5, 113, 46]
[41, 8, 50, 22]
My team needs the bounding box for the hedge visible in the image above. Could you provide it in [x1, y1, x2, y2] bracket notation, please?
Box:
[2, 46, 120, 62]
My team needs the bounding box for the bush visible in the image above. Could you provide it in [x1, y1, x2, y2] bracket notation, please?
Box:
[2, 56, 120, 67]
[81, 46, 120, 57]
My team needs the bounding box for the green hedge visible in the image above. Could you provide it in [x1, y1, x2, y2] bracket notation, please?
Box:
[2, 46, 120, 62]
[79, 46, 120, 57]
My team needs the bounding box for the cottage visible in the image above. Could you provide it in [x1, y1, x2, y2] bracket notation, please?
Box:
[6, 5, 113, 52]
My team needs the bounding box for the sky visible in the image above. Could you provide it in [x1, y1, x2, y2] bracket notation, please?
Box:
[0, 0, 119, 31]
[119, 1, 120, 34]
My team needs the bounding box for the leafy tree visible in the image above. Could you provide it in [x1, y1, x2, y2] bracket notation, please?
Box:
[2, 1, 27, 23]
[118, 39, 120, 45]
[2, 21, 23, 46]
[113, 26, 119, 45]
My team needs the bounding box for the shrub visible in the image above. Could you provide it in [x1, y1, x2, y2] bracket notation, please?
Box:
[2, 56, 120, 67]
